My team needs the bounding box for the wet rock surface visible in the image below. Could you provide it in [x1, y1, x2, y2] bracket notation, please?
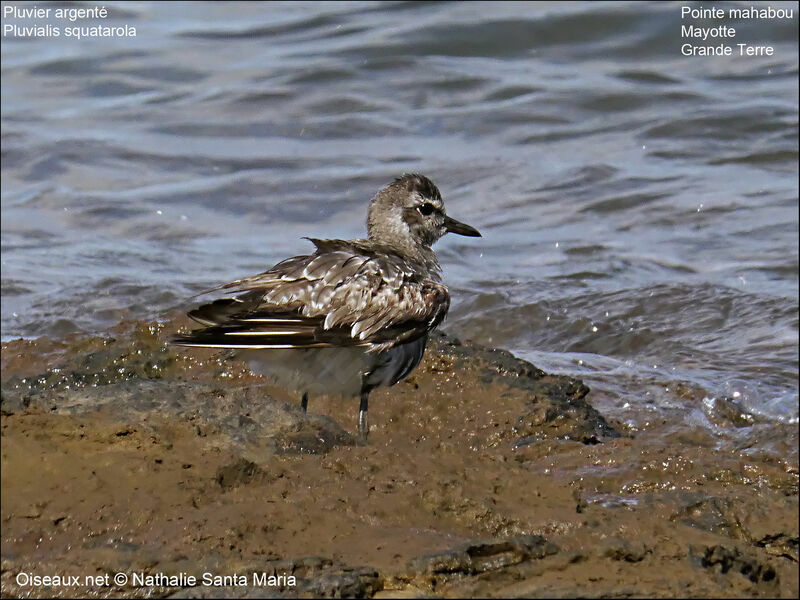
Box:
[1, 317, 797, 598]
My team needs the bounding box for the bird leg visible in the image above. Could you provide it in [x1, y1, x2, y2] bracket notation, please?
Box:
[301, 392, 308, 413]
[358, 390, 369, 441]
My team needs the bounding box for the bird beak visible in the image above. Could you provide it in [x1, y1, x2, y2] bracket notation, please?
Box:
[444, 215, 481, 237]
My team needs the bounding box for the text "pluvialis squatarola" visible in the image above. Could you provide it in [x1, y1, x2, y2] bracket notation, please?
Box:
[172, 174, 481, 440]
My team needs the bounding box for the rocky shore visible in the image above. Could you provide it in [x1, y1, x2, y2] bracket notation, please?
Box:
[1, 316, 797, 598]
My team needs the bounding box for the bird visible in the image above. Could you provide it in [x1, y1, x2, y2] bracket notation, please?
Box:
[171, 173, 481, 440]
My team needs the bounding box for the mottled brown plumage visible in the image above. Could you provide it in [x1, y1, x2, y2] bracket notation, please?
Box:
[172, 173, 481, 439]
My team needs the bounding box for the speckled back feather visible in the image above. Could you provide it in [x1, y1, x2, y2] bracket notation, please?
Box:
[173, 238, 450, 352]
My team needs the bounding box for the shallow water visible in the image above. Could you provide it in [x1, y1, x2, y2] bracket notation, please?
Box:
[2, 1, 798, 445]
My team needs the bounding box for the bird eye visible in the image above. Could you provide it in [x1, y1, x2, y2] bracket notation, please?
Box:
[418, 203, 436, 216]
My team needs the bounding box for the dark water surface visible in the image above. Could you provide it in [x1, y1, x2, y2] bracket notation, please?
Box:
[2, 2, 798, 451]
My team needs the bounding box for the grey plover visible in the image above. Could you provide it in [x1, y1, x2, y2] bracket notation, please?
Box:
[172, 174, 481, 439]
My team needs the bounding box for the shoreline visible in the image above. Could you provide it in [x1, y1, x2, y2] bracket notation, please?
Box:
[1, 317, 797, 598]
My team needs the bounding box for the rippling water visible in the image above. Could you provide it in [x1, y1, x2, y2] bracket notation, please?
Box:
[2, 2, 798, 442]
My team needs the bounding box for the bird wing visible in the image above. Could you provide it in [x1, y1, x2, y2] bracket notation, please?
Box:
[172, 239, 450, 351]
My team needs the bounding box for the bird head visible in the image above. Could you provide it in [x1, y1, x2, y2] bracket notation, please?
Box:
[367, 174, 481, 254]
